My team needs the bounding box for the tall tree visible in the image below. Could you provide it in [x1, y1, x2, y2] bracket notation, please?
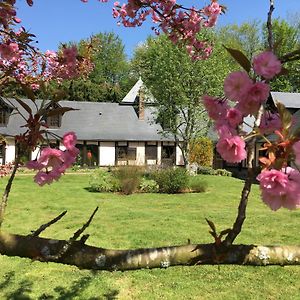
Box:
[132, 32, 233, 166]
[217, 21, 262, 61]
[62, 32, 136, 102]
[262, 18, 300, 92]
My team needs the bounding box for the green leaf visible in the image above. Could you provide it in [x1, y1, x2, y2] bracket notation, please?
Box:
[277, 102, 292, 133]
[15, 98, 32, 115]
[223, 46, 251, 73]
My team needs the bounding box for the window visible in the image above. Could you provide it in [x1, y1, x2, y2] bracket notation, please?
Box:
[47, 115, 61, 127]
[0, 109, 8, 126]
[145, 143, 157, 160]
[44, 103, 62, 128]
[116, 142, 137, 164]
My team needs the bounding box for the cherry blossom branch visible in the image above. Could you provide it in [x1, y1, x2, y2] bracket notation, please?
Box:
[223, 106, 264, 247]
[267, 0, 275, 51]
[0, 155, 20, 228]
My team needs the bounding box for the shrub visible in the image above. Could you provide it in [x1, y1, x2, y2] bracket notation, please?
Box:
[215, 169, 232, 177]
[152, 167, 189, 194]
[89, 168, 120, 192]
[189, 137, 213, 167]
[139, 178, 159, 193]
[197, 166, 217, 175]
[188, 179, 208, 193]
[113, 166, 142, 195]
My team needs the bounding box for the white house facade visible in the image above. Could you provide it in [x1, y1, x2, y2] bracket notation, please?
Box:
[0, 79, 184, 167]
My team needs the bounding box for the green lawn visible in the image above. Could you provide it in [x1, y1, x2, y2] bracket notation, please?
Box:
[0, 174, 299, 300]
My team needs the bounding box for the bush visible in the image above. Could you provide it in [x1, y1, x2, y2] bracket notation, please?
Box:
[113, 166, 142, 195]
[152, 167, 189, 194]
[139, 178, 159, 193]
[215, 169, 232, 177]
[197, 166, 232, 177]
[197, 166, 217, 175]
[89, 168, 120, 192]
[188, 179, 208, 193]
[189, 137, 213, 167]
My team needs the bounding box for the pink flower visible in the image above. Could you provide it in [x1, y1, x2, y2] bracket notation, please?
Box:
[237, 82, 270, 115]
[259, 112, 281, 135]
[27, 132, 79, 186]
[253, 51, 281, 80]
[293, 141, 300, 165]
[202, 95, 228, 121]
[216, 135, 246, 163]
[224, 71, 253, 102]
[257, 168, 300, 210]
[226, 108, 243, 127]
[63, 131, 77, 150]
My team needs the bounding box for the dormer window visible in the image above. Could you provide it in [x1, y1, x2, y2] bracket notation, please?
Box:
[0, 109, 9, 126]
[45, 103, 62, 128]
[47, 114, 61, 128]
[0, 99, 13, 127]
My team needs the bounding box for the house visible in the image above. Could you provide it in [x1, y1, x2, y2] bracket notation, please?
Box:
[0, 79, 184, 167]
[213, 92, 300, 176]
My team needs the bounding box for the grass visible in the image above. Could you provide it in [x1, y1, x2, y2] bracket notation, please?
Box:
[0, 173, 300, 299]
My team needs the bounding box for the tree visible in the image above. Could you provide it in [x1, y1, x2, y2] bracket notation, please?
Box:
[0, 0, 300, 271]
[262, 18, 300, 92]
[218, 20, 263, 61]
[59, 32, 136, 102]
[132, 33, 233, 166]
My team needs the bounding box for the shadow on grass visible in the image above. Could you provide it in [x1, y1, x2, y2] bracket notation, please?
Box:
[0, 271, 119, 300]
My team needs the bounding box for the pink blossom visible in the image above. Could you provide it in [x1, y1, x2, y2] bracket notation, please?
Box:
[216, 135, 246, 163]
[253, 51, 281, 80]
[293, 141, 300, 165]
[202, 95, 228, 121]
[63, 131, 77, 150]
[237, 82, 270, 115]
[257, 168, 300, 210]
[27, 133, 79, 186]
[224, 71, 253, 102]
[226, 108, 243, 127]
[259, 112, 281, 135]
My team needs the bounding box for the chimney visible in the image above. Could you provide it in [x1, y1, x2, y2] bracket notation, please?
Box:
[138, 88, 145, 120]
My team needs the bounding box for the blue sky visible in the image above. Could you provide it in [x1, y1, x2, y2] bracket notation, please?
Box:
[16, 0, 300, 57]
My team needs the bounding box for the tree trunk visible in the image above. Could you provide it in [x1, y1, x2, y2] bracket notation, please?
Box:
[1, 231, 299, 270]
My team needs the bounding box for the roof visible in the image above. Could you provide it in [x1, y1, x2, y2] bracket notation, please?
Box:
[271, 92, 300, 109]
[0, 98, 174, 142]
[121, 78, 155, 105]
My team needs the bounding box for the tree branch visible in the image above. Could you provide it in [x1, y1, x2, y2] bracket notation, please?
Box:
[267, 0, 275, 51]
[45, 207, 99, 261]
[30, 210, 68, 237]
[0, 155, 20, 228]
[1, 231, 300, 270]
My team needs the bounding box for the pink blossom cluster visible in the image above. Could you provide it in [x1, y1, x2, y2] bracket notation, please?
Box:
[26, 132, 79, 186]
[44, 46, 93, 82]
[257, 167, 300, 211]
[203, 51, 282, 164]
[82, 0, 222, 60]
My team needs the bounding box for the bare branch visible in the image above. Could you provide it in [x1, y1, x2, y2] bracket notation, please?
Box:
[30, 210, 68, 237]
[0, 156, 20, 228]
[280, 48, 300, 63]
[267, 0, 275, 51]
[46, 206, 99, 261]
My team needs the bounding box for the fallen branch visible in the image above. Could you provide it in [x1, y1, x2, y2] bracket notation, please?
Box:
[30, 210, 68, 237]
[44, 207, 98, 261]
[0, 232, 299, 270]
